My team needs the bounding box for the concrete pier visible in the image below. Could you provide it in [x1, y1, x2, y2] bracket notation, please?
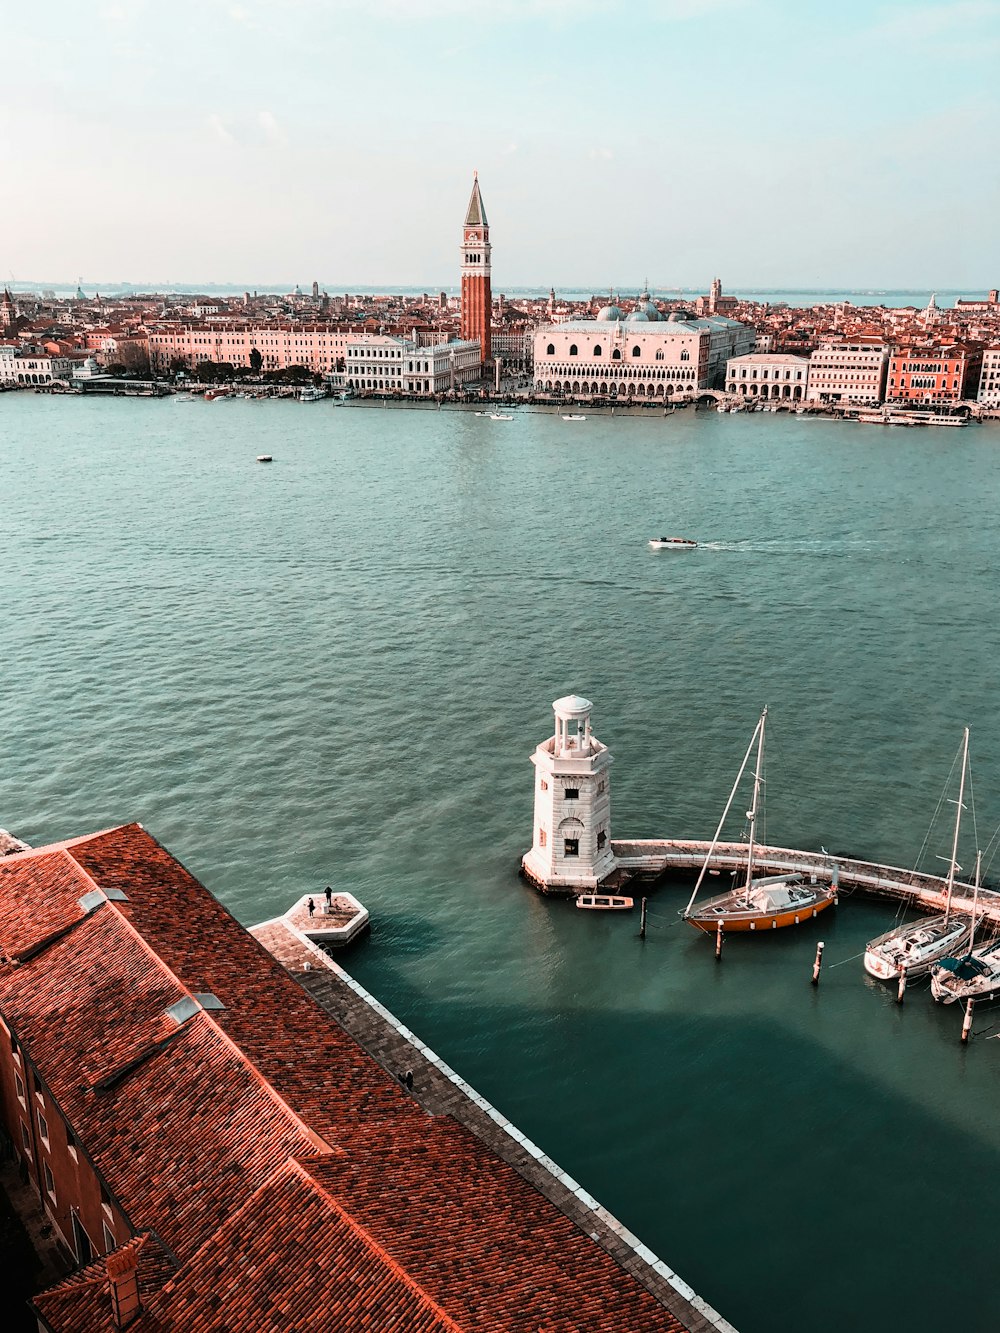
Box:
[608, 838, 1000, 925]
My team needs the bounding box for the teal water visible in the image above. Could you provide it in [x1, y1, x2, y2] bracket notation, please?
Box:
[3, 395, 1000, 1332]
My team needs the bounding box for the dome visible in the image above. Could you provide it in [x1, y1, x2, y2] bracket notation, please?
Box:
[625, 310, 649, 322]
[637, 300, 661, 321]
[595, 304, 623, 321]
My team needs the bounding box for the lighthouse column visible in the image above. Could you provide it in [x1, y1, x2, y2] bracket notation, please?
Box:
[521, 695, 616, 894]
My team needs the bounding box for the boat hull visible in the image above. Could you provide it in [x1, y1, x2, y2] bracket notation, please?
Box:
[686, 890, 835, 932]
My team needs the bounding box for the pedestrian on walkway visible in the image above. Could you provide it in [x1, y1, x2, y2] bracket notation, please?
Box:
[307, 897, 315, 917]
[325, 885, 333, 910]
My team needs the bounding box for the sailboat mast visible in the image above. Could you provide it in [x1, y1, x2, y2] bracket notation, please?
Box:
[743, 707, 767, 896]
[683, 710, 764, 918]
[944, 726, 970, 925]
[969, 849, 982, 955]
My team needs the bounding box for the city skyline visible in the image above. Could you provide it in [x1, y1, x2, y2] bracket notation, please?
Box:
[5, 1, 1000, 286]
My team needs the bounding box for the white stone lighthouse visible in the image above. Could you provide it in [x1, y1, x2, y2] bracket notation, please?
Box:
[521, 695, 615, 892]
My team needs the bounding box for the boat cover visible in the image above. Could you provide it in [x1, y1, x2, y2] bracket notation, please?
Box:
[749, 884, 800, 911]
[937, 955, 991, 979]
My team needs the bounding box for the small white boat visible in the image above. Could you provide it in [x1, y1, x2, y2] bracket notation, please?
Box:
[490, 412, 514, 421]
[931, 939, 1000, 1004]
[648, 537, 697, 550]
[256, 455, 273, 463]
[576, 893, 634, 911]
[299, 386, 327, 402]
[173, 392, 195, 402]
[562, 413, 586, 421]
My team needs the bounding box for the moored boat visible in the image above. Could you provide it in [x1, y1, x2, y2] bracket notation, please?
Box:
[648, 536, 697, 550]
[256, 455, 273, 463]
[930, 940, 1000, 1004]
[490, 411, 514, 421]
[863, 728, 974, 982]
[299, 385, 327, 402]
[683, 707, 837, 934]
[576, 893, 634, 911]
[562, 413, 586, 421]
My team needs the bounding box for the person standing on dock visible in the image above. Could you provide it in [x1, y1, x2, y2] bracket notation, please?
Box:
[307, 897, 315, 917]
[324, 885, 333, 911]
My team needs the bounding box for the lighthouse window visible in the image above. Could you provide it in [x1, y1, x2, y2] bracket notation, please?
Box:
[597, 831, 607, 850]
[539, 779, 548, 791]
[539, 829, 547, 847]
[564, 788, 579, 800]
[564, 838, 579, 857]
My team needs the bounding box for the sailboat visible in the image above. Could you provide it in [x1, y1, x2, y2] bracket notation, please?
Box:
[683, 708, 838, 933]
[863, 728, 974, 982]
[930, 853, 1000, 1003]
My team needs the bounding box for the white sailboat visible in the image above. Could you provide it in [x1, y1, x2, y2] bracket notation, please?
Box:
[863, 728, 974, 982]
[930, 854, 1000, 1003]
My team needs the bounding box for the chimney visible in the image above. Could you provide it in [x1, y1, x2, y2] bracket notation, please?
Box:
[107, 1247, 141, 1328]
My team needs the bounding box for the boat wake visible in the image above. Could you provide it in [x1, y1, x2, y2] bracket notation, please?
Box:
[698, 539, 887, 556]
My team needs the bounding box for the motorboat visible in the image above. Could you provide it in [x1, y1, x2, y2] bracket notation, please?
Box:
[299, 386, 327, 402]
[256, 455, 273, 463]
[562, 413, 586, 421]
[173, 392, 195, 402]
[204, 388, 231, 401]
[864, 729, 974, 982]
[576, 894, 633, 911]
[490, 412, 514, 421]
[648, 537, 697, 550]
[683, 707, 838, 934]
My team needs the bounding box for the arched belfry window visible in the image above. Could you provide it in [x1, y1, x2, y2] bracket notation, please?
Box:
[546, 343, 555, 356]
[681, 350, 690, 362]
[569, 344, 578, 356]
[632, 345, 641, 357]
[612, 348, 621, 361]
[593, 344, 603, 356]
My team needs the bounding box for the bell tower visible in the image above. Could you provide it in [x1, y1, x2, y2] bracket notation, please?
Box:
[460, 173, 491, 364]
[522, 695, 615, 893]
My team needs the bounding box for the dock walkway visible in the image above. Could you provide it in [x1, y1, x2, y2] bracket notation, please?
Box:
[610, 839, 1000, 925]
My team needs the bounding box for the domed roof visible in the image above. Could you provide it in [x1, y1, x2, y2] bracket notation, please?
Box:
[626, 310, 649, 322]
[595, 304, 623, 322]
[553, 694, 593, 718]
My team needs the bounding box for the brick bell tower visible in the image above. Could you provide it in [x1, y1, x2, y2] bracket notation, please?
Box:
[460, 173, 492, 365]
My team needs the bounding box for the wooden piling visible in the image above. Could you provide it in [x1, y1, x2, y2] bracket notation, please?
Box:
[715, 921, 724, 961]
[896, 966, 906, 1004]
[640, 897, 647, 940]
[962, 998, 975, 1044]
[811, 940, 825, 986]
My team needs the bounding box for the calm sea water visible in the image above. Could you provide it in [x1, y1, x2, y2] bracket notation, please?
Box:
[3, 394, 1000, 1332]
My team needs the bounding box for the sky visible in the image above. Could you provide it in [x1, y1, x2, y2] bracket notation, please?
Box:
[3, 0, 1000, 289]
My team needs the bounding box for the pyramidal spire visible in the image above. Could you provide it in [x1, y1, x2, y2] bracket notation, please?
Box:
[464, 173, 488, 228]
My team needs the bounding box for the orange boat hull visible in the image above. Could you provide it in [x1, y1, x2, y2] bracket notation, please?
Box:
[687, 893, 836, 933]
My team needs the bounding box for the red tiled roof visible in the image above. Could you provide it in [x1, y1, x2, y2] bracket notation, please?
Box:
[2, 825, 690, 1332]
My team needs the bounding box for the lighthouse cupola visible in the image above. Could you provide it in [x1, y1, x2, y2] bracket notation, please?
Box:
[521, 694, 616, 893]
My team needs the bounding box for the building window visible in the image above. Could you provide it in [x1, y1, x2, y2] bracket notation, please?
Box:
[66, 1126, 78, 1160]
[632, 345, 641, 357]
[539, 829, 547, 847]
[597, 831, 607, 850]
[612, 349, 621, 361]
[593, 344, 602, 356]
[655, 350, 664, 361]
[43, 1162, 55, 1199]
[14, 1072, 25, 1106]
[569, 344, 578, 356]
[539, 779, 548, 791]
[20, 1121, 30, 1156]
[37, 1111, 49, 1146]
[103, 1222, 116, 1253]
[564, 838, 579, 857]
[681, 350, 690, 362]
[546, 343, 555, 356]
[101, 1183, 113, 1217]
[564, 788, 579, 800]
[597, 780, 605, 794]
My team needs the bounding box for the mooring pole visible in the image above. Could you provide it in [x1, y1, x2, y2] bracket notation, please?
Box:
[811, 940, 825, 986]
[896, 965, 906, 1004]
[640, 897, 647, 940]
[962, 998, 975, 1044]
[715, 921, 724, 961]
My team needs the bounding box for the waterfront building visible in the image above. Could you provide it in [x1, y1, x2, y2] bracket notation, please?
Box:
[0, 349, 75, 385]
[460, 173, 492, 364]
[955, 288, 999, 313]
[345, 335, 481, 395]
[805, 341, 889, 405]
[886, 343, 983, 405]
[725, 352, 809, 400]
[147, 323, 359, 376]
[522, 696, 616, 892]
[533, 295, 752, 398]
[977, 347, 1000, 406]
[0, 823, 701, 1332]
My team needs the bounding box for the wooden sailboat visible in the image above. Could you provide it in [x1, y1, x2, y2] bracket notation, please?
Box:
[863, 728, 974, 982]
[683, 707, 838, 933]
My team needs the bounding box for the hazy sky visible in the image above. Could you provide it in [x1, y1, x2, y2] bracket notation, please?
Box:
[4, 0, 1000, 289]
